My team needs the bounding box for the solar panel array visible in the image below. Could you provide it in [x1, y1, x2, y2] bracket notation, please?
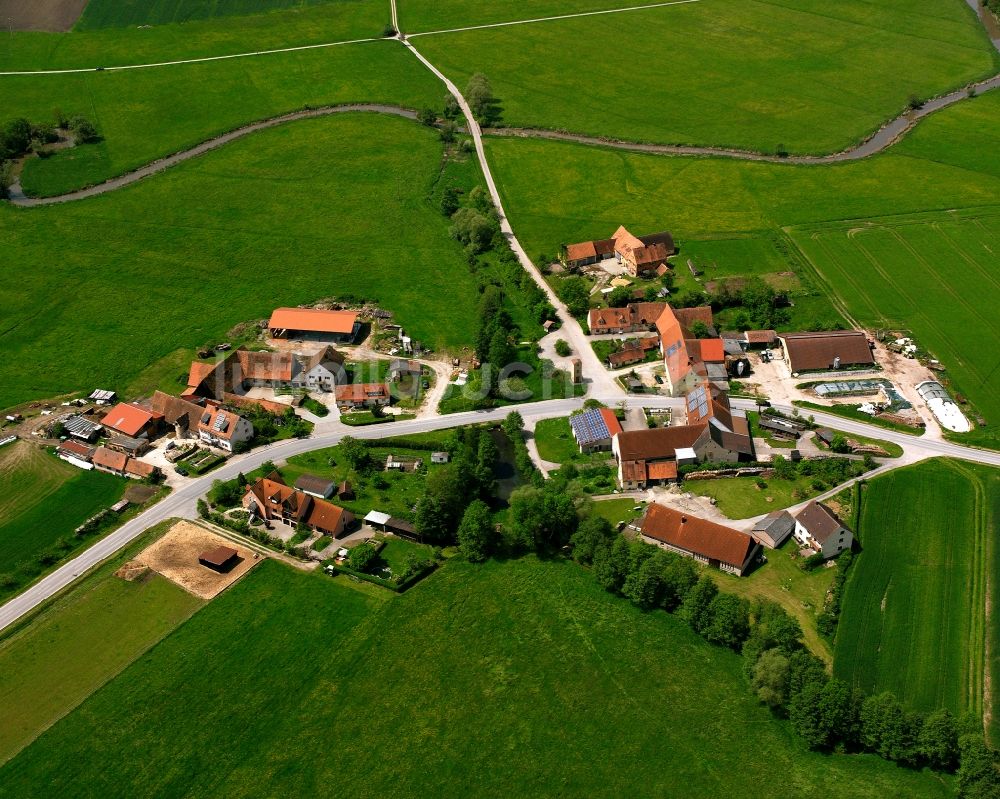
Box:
[686, 385, 709, 420]
[569, 408, 611, 446]
[213, 412, 229, 433]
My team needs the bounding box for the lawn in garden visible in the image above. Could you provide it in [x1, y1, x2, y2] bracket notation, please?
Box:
[0, 556, 954, 798]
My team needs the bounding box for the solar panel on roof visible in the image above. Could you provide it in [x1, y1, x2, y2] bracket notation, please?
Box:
[213, 413, 228, 432]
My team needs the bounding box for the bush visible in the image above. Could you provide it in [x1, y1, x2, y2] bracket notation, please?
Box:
[69, 116, 99, 144]
[554, 339, 571, 357]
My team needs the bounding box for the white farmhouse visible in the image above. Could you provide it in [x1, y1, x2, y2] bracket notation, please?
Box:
[793, 501, 853, 559]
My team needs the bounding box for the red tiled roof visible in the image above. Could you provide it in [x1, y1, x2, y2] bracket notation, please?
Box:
[269, 307, 358, 335]
[744, 329, 778, 345]
[696, 339, 725, 363]
[646, 461, 678, 480]
[238, 350, 295, 382]
[187, 361, 217, 389]
[92, 446, 128, 472]
[641, 503, 757, 569]
[336, 383, 389, 402]
[615, 424, 705, 462]
[125, 459, 156, 479]
[59, 440, 94, 460]
[100, 403, 161, 438]
[673, 306, 714, 338]
[566, 241, 597, 262]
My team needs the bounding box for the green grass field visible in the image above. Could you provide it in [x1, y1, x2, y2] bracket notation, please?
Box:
[0, 520, 203, 764]
[420, 0, 996, 154]
[77, 0, 353, 29]
[834, 460, 1000, 731]
[0, 556, 954, 797]
[790, 211, 1000, 448]
[0, 3, 385, 69]
[1, 114, 482, 409]
[8, 42, 439, 197]
[0, 443, 125, 577]
[400, 0, 644, 30]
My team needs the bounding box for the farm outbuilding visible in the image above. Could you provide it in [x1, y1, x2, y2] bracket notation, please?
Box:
[268, 307, 360, 343]
[198, 545, 240, 573]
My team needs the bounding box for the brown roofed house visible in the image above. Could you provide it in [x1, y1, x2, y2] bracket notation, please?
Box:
[199, 545, 239, 573]
[640, 502, 760, 576]
[92, 446, 129, 476]
[243, 475, 354, 538]
[793, 501, 853, 559]
[778, 331, 875, 374]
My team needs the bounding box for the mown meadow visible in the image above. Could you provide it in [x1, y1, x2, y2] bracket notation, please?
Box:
[77, 0, 358, 29]
[833, 460, 1000, 738]
[0, 1, 385, 69]
[7, 41, 440, 196]
[419, 0, 997, 154]
[0, 556, 955, 798]
[0, 443, 124, 578]
[1, 114, 483, 408]
[0, 520, 203, 764]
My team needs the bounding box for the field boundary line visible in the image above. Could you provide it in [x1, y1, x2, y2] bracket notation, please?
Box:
[0, 34, 383, 76]
[405, 0, 701, 39]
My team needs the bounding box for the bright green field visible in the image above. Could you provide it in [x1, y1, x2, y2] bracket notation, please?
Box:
[834, 460, 1000, 731]
[0, 3, 385, 69]
[419, 0, 997, 153]
[0, 556, 953, 797]
[0, 115, 482, 408]
[0, 443, 124, 576]
[77, 0, 354, 29]
[400, 0, 644, 30]
[790, 211, 1000, 448]
[0, 520, 203, 764]
[8, 41, 439, 196]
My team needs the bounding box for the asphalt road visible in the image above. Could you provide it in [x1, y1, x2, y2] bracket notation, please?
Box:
[2, 391, 998, 634]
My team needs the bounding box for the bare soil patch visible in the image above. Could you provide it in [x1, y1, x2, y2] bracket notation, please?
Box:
[124, 483, 157, 504]
[114, 560, 150, 582]
[137, 521, 261, 599]
[0, 0, 89, 31]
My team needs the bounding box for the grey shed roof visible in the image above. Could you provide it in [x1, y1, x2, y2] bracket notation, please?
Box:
[754, 510, 795, 536]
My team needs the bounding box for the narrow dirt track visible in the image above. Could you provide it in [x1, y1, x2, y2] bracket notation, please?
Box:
[6, 104, 417, 207]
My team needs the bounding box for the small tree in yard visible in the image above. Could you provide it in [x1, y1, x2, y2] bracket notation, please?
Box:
[457, 499, 494, 562]
[443, 94, 460, 119]
[466, 73, 495, 122]
[417, 107, 437, 127]
[607, 285, 632, 308]
[830, 433, 851, 454]
[554, 339, 571, 357]
[339, 436, 370, 471]
[690, 320, 711, 339]
[347, 541, 379, 572]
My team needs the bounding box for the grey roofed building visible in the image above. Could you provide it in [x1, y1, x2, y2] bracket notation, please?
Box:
[62, 415, 103, 441]
[294, 473, 335, 499]
[751, 510, 795, 549]
[88, 389, 117, 405]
